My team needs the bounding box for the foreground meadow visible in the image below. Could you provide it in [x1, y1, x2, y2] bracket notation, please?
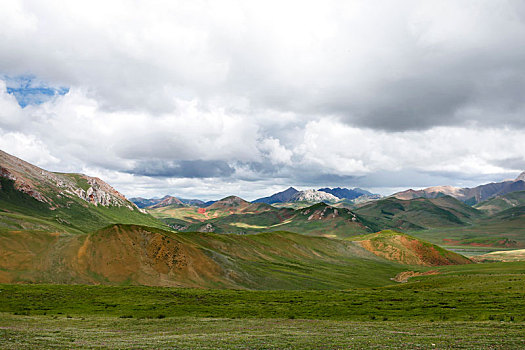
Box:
[1, 261, 525, 348]
[1, 315, 524, 349]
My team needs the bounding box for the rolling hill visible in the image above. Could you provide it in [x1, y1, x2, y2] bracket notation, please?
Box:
[474, 191, 525, 215]
[353, 195, 482, 231]
[0, 224, 470, 289]
[149, 201, 376, 238]
[352, 230, 472, 266]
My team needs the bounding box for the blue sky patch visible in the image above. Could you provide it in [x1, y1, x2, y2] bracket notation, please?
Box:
[4, 75, 69, 107]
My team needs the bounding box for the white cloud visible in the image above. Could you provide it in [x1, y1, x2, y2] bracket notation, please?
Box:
[295, 119, 525, 176]
[1, 1, 525, 199]
[258, 138, 293, 165]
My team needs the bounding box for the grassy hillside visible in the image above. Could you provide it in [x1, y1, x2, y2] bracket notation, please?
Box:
[0, 177, 166, 234]
[0, 224, 411, 289]
[353, 196, 481, 231]
[475, 191, 525, 215]
[410, 203, 525, 249]
[472, 248, 525, 262]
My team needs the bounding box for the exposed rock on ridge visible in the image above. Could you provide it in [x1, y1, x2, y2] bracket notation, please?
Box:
[0, 149, 136, 210]
[290, 189, 339, 202]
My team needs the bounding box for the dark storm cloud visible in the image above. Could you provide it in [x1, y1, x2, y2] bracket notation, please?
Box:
[130, 160, 235, 178]
[491, 157, 525, 172]
[343, 62, 525, 131]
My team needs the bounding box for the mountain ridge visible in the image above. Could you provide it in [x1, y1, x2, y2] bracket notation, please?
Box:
[318, 187, 375, 200]
[0, 150, 136, 209]
[252, 187, 299, 204]
[393, 173, 525, 205]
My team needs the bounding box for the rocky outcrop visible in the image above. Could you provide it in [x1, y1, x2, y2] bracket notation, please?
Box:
[0, 149, 136, 210]
[290, 189, 339, 203]
[199, 223, 215, 232]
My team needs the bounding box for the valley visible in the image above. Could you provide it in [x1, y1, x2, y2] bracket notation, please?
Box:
[2, 149, 525, 348]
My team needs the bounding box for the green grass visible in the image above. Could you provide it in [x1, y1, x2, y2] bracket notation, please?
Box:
[1, 315, 524, 349]
[1, 262, 525, 348]
[1, 261, 524, 321]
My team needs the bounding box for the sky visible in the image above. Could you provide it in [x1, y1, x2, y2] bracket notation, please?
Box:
[1, 0, 525, 201]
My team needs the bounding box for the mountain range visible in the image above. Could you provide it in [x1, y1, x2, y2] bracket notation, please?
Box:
[318, 187, 374, 199]
[139, 186, 381, 209]
[130, 195, 211, 208]
[393, 172, 525, 205]
[2, 148, 525, 288]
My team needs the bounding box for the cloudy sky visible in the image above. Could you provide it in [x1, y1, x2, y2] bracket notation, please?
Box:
[1, 0, 525, 200]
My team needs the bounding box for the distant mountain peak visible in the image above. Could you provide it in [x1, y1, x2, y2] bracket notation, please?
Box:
[148, 195, 184, 209]
[318, 187, 375, 200]
[253, 187, 299, 204]
[290, 189, 339, 203]
[208, 195, 249, 209]
[393, 174, 525, 205]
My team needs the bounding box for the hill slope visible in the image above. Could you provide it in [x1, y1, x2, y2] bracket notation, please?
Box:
[0, 224, 414, 289]
[148, 196, 184, 209]
[475, 191, 525, 215]
[354, 196, 481, 231]
[353, 230, 471, 266]
[0, 150, 165, 233]
[150, 202, 375, 238]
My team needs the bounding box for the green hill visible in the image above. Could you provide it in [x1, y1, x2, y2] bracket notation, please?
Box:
[0, 150, 166, 233]
[150, 202, 374, 238]
[353, 196, 482, 231]
[0, 177, 165, 234]
[475, 191, 525, 215]
[407, 203, 525, 250]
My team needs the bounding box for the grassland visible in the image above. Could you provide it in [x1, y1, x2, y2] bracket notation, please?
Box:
[2, 315, 524, 349]
[1, 261, 525, 348]
[2, 261, 524, 321]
